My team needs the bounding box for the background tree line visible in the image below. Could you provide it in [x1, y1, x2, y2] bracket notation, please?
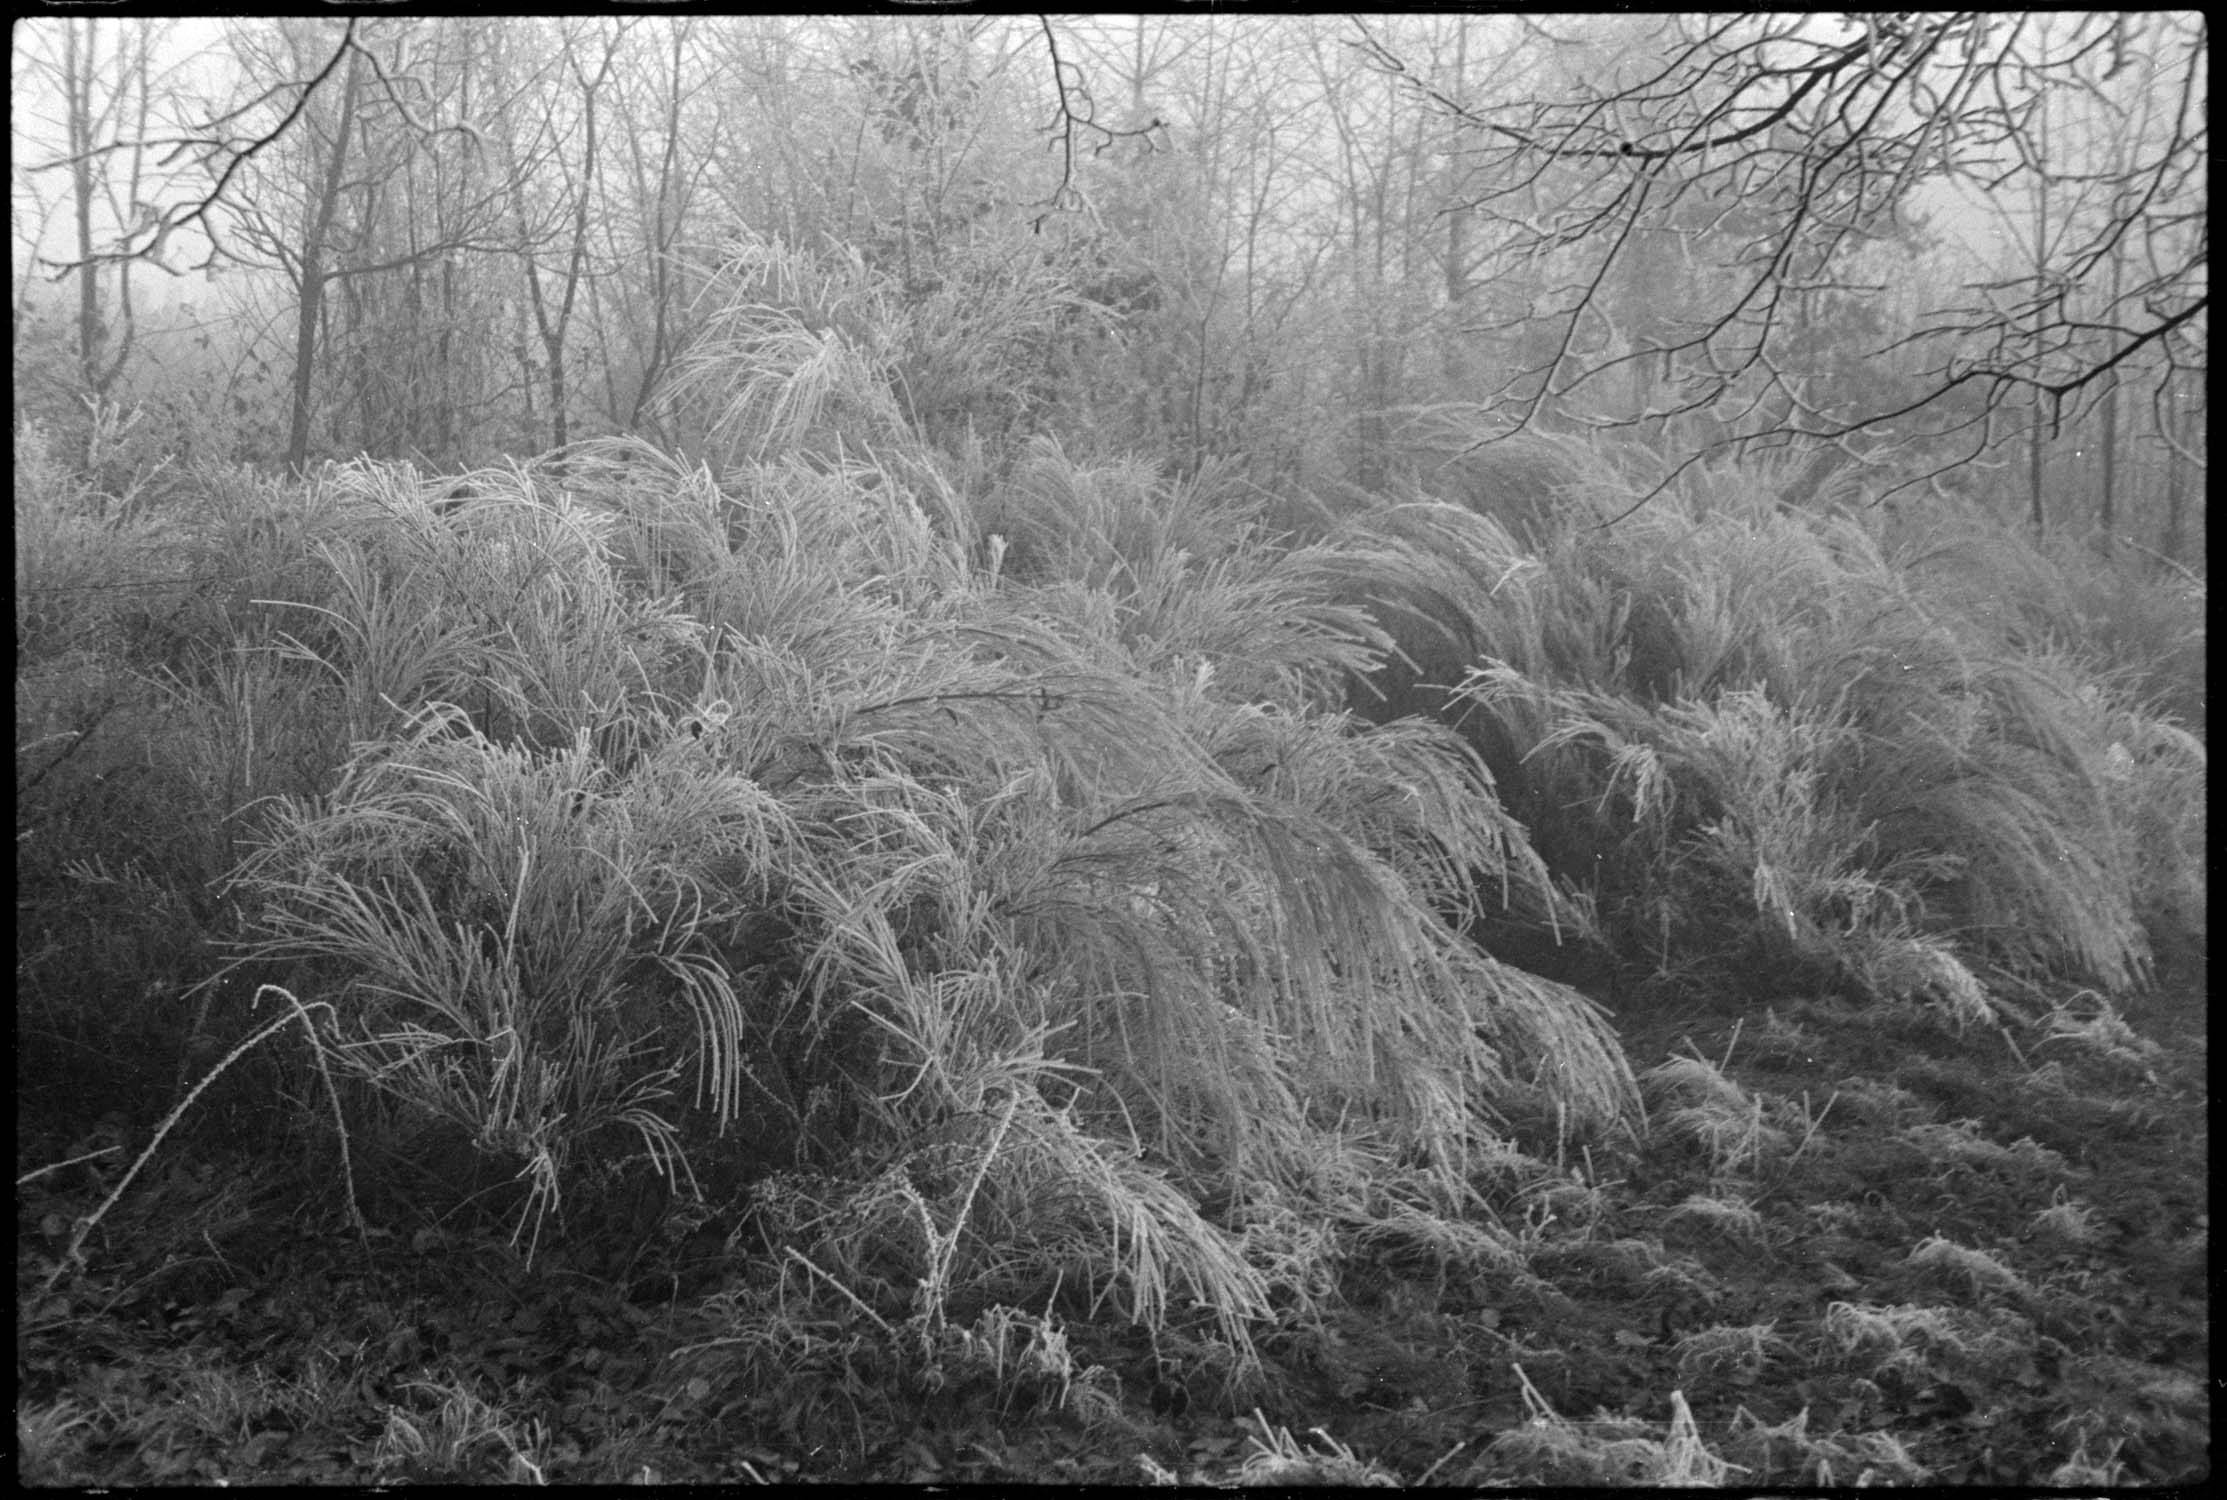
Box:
[12, 12, 2206, 562]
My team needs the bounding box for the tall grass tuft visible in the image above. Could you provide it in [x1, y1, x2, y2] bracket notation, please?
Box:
[1351, 437, 2200, 1008]
[199, 394, 1634, 1376]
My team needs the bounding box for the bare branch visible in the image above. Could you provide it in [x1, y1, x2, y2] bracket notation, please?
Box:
[1356, 11, 2207, 517]
[1029, 18, 1167, 232]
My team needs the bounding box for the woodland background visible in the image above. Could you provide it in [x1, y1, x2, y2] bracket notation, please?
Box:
[12, 12, 2206, 551]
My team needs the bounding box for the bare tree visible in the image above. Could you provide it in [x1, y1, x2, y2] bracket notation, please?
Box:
[482, 16, 632, 455]
[1031, 17, 1171, 230]
[1355, 12, 2208, 510]
[311, 20, 519, 464]
[585, 16, 718, 443]
[35, 17, 511, 470]
[14, 18, 174, 407]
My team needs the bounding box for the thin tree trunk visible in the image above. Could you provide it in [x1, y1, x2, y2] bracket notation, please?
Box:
[286, 40, 364, 474]
[2096, 252, 2123, 555]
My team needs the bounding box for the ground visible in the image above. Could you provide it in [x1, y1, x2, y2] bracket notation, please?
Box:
[16, 953, 2207, 1486]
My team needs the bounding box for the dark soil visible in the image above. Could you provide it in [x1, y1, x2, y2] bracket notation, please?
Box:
[17, 957, 2207, 1486]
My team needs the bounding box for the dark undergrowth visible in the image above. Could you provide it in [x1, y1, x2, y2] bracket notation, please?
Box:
[19, 948, 2205, 1486]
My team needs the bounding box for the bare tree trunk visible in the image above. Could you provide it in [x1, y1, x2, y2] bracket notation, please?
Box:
[2157, 372, 2190, 568]
[1441, 17, 1470, 390]
[285, 39, 364, 474]
[2096, 253, 2124, 555]
[2025, 77, 2051, 539]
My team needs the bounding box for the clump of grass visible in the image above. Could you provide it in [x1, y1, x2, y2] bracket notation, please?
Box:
[1671, 1320, 1791, 1385]
[1663, 1192, 1767, 1244]
[1480, 1364, 1744, 1486]
[372, 1375, 552, 1484]
[15, 1398, 99, 1486]
[1907, 1234, 2031, 1299]
[191, 337, 1638, 1391]
[1384, 450, 2196, 1005]
[1819, 1299, 2039, 1396]
[2029, 1190, 2107, 1249]
[1720, 1402, 1929, 1486]
[1643, 1053, 1790, 1179]
[1234, 1411, 1404, 1487]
